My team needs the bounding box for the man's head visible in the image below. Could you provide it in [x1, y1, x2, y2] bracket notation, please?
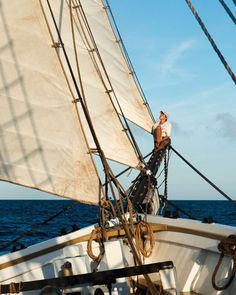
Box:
[160, 111, 168, 123]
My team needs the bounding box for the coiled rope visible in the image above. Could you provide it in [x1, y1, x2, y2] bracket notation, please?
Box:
[87, 227, 105, 263]
[135, 221, 155, 258]
[212, 235, 236, 290]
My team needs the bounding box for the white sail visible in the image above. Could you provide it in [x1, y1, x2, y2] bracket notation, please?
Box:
[0, 0, 154, 204]
[80, 0, 155, 132]
[0, 0, 102, 204]
[39, 0, 142, 168]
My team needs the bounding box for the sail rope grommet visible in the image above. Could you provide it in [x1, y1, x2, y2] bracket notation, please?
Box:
[212, 235, 236, 290]
[72, 4, 82, 9]
[72, 98, 81, 103]
[51, 42, 63, 48]
[87, 228, 105, 263]
[135, 221, 155, 258]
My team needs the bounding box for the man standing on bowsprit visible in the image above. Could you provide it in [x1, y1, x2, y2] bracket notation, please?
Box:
[152, 111, 172, 151]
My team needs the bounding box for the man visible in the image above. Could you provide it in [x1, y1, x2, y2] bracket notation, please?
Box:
[152, 111, 171, 151]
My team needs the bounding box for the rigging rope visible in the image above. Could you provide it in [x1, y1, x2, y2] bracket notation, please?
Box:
[45, 0, 111, 178]
[43, 6, 158, 293]
[100, 198, 117, 226]
[112, 151, 153, 181]
[108, 187, 159, 295]
[8, 282, 23, 294]
[185, 0, 236, 85]
[104, 0, 155, 123]
[218, 0, 236, 25]
[73, 0, 146, 164]
[45, 0, 111, 224]
[170, 146, 236, 206]
[164, 151, 168, 200]
[68, 0, 86, 102]
[158, 194, 196, 220]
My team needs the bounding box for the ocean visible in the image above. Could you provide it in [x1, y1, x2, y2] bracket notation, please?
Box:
[0, 200, 236, 254]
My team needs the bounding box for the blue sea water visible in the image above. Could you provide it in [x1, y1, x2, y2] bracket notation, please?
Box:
[0, 200, 235, 254]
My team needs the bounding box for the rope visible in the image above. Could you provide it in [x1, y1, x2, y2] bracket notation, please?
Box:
[9, 283, 17, 294]
[73, 0, 146, 164]
[159, 195, 196, 220]
[164, 151, 168, 200]
[212, 235, 236, 290]
[8, 282, 23, 294]
[102, 151, 153, 188]
[45, 0, 112, 183]
[156, 148, 171, 187]
[108, 175, 159, 295]
[185, 0, 236, 85]
[126, 196, 135, 234]
[87, 228, 105, 263]
[135, 221, 155, 258]
[145, 173, 154, 216]
[104, 0, 155, 123]
[156, 148, 172, 180]
[218, 0, 236, 25]
[69, 0, 86, 101]
[146, 286, 161, 295]
[100, 198, 117, 226]
[170, 146, 236, 206]
[45, 3, 158, 293]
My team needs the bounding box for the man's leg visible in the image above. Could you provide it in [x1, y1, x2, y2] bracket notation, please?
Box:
[154, 125, 162, 149]
[157, 137, 170, 151]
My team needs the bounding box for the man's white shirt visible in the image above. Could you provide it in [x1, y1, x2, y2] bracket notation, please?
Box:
[152, 121, 172, 137]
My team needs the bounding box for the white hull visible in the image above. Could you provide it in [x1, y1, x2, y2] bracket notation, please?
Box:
[1, 216, 236, 295]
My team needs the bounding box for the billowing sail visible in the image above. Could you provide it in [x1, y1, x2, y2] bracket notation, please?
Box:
[0, 0, 102, 204]
[40, 0, 141, 167]
[80, 0, 155, 132]
[0, 0, 154, 202]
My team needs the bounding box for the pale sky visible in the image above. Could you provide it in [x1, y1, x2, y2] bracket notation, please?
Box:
[1, 1, 235, 200]
[109, 0, 236, 200]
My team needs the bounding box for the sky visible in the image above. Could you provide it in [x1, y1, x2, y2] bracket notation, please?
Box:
[1, 0, 236, 200]
[108, 0, 236, 201]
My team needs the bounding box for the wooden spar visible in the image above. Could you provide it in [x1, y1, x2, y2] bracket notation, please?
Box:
[0, 261, 174, 293]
